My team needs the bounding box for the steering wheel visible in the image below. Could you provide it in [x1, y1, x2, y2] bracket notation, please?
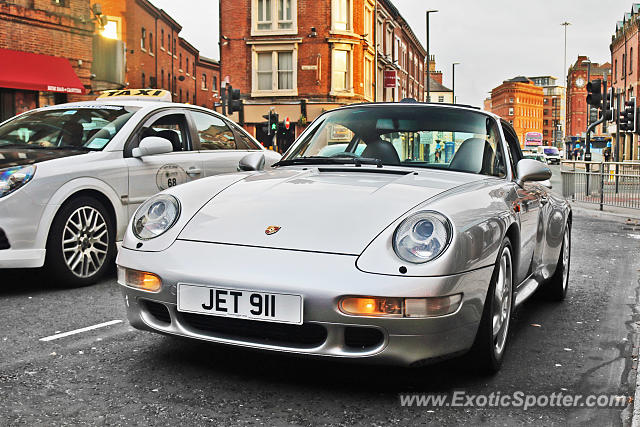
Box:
[329, 152, 360, 158]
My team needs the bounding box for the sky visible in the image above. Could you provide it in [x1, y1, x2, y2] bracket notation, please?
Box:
[150, 0, 634, 107]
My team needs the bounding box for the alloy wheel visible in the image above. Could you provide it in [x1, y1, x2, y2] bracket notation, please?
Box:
[61, 206, 109, 278]
[492, 246, 513, 357]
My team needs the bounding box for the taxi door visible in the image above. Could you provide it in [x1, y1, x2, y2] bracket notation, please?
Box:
[187, 110, 260, 176]
[125, 109, 203, 216]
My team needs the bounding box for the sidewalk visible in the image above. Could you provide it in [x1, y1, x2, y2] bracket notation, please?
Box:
[569, 201, 640, 221]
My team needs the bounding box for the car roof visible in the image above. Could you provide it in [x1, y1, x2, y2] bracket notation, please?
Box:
[327, 101, 501, 121]
[38, 99, 219, 114]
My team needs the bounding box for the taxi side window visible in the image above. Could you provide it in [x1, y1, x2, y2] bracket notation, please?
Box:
[191, 111, 236, 150]
[143, 114, 190, 152]
[232, 124, 262, 150]
[501, 121, 523, 175]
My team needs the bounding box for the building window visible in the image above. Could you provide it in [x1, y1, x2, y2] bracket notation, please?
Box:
[161, 29, 165, 49]
[202, 74, 207, 89]
[167, 34, 172, 53]
[509, 97, 514, 103]
[385, 27, 393, 57]
[179, 53, 183, 70]
[364, 55, 373, 99]
[101, 17, 121, 40]
[252, 0, 297, 34]
[213, 76, 218, 90]
[149, 32, 153, 54]
[364, 4, 373, 44]
[185, 57, 189, 74]
[142, 72, 146, 87]
[252, 46, 297, 95]
[332, 47, 351, 92]
[141, 27, 146, 50]
[52, 0, 67, 6]
[187, 90, 189, 103]
[161, 69, 164, 88]
[508, 107, 514, 116]
[180, 89, 183, 102]
[438, 95, 444, 103]
[376, 18, 384, 51]
[630, 47, 634, 74]
[332, 0, 351, 32]
[173, 38, 177, 54]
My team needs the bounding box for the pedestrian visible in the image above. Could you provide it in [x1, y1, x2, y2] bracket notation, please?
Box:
[603, 142, 612, 162]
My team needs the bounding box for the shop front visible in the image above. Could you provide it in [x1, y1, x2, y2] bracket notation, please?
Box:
[0, 48, 85, 121]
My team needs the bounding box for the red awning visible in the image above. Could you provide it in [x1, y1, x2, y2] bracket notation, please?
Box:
[0, 48, 85, 94]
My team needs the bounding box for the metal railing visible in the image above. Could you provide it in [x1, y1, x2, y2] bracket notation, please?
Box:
[561, 160, 640, 210]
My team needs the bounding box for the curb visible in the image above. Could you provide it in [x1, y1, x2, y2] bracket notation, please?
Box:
[569, 204, 640, 222]
[633, 333, 640, 427]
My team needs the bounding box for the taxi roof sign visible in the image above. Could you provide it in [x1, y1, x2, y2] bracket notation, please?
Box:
[97, 89, 172, 102]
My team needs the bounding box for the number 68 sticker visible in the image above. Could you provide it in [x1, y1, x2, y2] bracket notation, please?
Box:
[155, 164, 188, 190]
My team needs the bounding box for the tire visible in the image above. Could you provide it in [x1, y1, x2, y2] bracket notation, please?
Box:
[542, 223, 571, 301]
[469, 237, 514, 374]
[45, 196, 116, 288]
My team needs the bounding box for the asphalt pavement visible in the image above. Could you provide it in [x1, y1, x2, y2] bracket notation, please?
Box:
[1, 168, 639, 426]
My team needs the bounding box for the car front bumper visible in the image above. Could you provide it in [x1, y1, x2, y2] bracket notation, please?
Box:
[117, 240, 494, 366]
[0, 189, 48, 269]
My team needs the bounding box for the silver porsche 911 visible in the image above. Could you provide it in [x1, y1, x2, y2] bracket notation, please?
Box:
[116, 102, 571, 373]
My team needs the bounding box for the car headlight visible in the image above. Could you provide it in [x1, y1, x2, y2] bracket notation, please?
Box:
[0, 165, 36, 198]
[393, 211, 451, 264]
[132, 194, 181, 240]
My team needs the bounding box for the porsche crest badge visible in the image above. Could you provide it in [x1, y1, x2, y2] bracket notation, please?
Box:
[265, 226, 281, 235]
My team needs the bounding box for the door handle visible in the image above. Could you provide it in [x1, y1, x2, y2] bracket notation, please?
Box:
[186, 168, 202, 177]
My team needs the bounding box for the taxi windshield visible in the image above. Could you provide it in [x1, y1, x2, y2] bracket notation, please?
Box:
[281, 105, 506, 177]
[0, 106, 140, 151]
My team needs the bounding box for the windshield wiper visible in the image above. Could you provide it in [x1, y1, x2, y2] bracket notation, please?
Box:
[274, 156, 383, 168]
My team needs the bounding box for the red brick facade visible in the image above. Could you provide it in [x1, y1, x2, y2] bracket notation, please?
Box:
[0, 0, 94, 118]
[566, 56, 610, 140]
[610, 7, 640, 160]
[489, 77, 544, 147]
[95, 0, 220, 108]
[220, 0, 425, 147]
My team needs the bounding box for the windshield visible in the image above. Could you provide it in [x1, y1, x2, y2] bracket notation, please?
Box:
[543, 147, 559, 155]
[282, 106, 506, 177]
[0, 106, 140, 150]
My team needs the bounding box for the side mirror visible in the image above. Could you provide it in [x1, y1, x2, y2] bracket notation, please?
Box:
[132, 136, 173, 158]
[516, 159, 551, 186]
[238, 152, 265, 171]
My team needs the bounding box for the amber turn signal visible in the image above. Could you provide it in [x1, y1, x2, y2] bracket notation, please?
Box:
[117, 267, 162, 292]
[339, 297, 403, 317]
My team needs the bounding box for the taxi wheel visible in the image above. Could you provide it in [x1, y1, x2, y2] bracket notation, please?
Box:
[46, 196, 116, 288]
[468, 237, 514, 374]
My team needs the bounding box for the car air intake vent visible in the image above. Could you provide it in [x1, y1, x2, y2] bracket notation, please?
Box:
[180, 313, 327, 348]
[0, 228, 9, 250]
[344, 326, 384, 350]
[142, 300, 171, 324]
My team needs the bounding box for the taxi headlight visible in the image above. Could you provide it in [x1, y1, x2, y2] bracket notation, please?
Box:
[0, 165, 36, 198]
[393, 211, 451, 264]
[132, 194, 181, 240]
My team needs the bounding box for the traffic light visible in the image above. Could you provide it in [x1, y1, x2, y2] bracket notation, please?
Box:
[586, 79, 603, 109]
[619, 97, 637, 133]
[226, 84, 243, 114]
[262, 111, 279, 135]
[603, 88, 615, 122]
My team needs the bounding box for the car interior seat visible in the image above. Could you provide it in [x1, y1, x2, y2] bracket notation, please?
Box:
[361, 139, 401, 165]
[449, 138, 496, 175]
[155, 129, 182, 152]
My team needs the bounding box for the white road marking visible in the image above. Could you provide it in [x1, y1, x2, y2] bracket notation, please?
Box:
[39, 320, 123, 342]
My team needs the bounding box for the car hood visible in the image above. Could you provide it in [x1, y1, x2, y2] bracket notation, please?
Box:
[0, 147, 88, 169]
[178, 167, 481, 255]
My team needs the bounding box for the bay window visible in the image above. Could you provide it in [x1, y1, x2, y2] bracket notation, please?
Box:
[331, 46, 352, 94]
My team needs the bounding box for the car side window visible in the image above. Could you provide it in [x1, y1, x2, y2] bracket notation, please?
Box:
[231, 124, 262, 150]
[501, 122, 522, 175]
[142, 113, 190, 152]
[191, 111, 236, 150]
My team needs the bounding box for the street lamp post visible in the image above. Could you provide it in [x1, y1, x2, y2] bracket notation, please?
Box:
[561, 21, 570, 157]
[425, 10, 438, 102]
[452, 62, 460, 104]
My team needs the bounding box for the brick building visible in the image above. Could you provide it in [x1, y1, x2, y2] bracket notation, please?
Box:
[94, 0, 220, 108]
[565, 56, 610, 141]
[219, 0, 426, 149]
[528, 76, 565, 147]
[0, 0, 94, 120]
[610, 5, 640, 161]
[488, 76, 544, 147]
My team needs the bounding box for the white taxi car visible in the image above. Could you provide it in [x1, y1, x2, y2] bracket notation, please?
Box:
[0, 89, 280, 287]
